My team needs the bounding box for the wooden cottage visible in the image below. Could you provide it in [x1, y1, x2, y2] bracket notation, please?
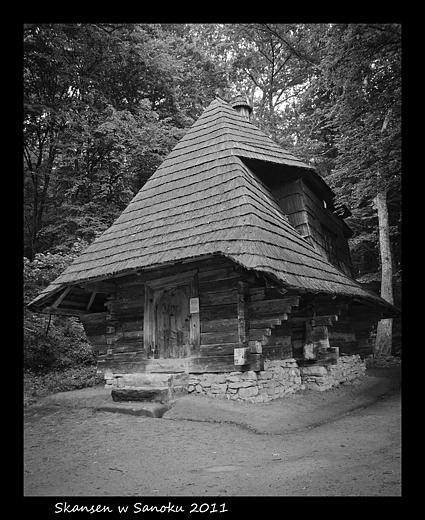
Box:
[28, 96, 399, 400]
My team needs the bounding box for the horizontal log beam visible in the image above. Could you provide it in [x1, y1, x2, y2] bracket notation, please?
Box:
[248, 300, 293, 317]
[248, 328, 272, 341]
[201, 331, 239, 345]
[200, 318, 239, 333]
[250, 318, 284, 328]
[189, 353, 263, 373]
[81, 282, 116, 294]
[43, 306, 89, 317]
[200, 290, 237, 306]
[200, 343, 242, 357]
[291, 315, 338, 326]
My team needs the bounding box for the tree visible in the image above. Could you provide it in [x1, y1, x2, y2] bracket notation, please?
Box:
[24, 23, 226, 259]
[373, 110, 395, 356]
[189, 24, 319, 142]
[316, 24, 401, 355]
[222, 23, 401, 354]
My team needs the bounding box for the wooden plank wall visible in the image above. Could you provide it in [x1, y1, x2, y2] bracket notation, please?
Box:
[185, 258, 262, 372]
[273, 179, 311, 241]
[81, 257, 260, 374]
[300, 181, 352, 277]
[273, 179, 353, 278]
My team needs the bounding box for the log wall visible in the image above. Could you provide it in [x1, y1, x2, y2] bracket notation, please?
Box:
[79, 256, 379, 381]
[81, 257, 265, 375]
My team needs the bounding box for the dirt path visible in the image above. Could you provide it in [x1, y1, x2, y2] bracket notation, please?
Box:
[23, 366, 401, 497]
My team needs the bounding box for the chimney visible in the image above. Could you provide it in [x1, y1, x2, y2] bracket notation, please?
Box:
[231, 94, 253, 122]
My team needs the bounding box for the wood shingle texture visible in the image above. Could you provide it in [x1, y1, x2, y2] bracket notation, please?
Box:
[29, 97, 390, 309]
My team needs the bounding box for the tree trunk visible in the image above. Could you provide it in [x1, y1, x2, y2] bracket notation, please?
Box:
[373, 109, 393, 357]
[374, 187, 393, 357]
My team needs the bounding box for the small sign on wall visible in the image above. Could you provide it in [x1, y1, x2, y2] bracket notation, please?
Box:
[234, 347, 250, 366]
[190, 297, 200, 313]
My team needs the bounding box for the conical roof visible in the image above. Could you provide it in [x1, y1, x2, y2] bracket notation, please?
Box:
[29, 97, 392, 310]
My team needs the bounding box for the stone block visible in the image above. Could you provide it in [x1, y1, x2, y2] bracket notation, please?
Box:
[258, 371, 272, 380]
[112, 387, 171, 403]
[272, 366, 284, 380]
[314, 376, 329, 385]
[226, 375, 242, 383]
[229, 381, 253, 389]
[211, 383, 227, 393]
[241, 370, 258, 381]
[238, 386, 258, 398]
[300, 365, 328, 376]
[121, 373, 171, 387]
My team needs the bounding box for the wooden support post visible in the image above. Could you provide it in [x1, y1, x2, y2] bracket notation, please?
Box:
[303, 321, 316, 359]
[51, 286, 72, 309]
[237, 281, 249, 345]
[86, 292, 97, 311]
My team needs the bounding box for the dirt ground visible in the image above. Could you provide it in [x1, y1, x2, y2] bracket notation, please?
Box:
[23, 365, 401, 497]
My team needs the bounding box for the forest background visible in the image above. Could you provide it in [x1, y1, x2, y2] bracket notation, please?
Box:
[23, 23, 401, 402]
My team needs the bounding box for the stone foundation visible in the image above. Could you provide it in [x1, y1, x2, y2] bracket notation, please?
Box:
[188, 358, 304, 403]
[300, 354, 366, 391]
[103, 355, 366, 403]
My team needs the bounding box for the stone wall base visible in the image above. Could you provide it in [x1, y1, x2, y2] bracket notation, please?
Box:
[103, 355, 366, 403]
[188, 359, 303, 403]
[300, 354, 366, 391]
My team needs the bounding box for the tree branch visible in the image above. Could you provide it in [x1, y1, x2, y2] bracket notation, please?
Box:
[259, 24, 320, 69]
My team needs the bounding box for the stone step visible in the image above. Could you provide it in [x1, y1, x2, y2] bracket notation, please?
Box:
[111, 384, 188, 403]
[96, 401, 172, 418]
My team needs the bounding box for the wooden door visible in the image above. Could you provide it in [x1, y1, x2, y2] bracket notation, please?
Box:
[155, 287, 191, 358]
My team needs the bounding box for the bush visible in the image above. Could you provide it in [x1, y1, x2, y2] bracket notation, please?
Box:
[24, 366, 105, 405]
[24, 248, 98, 373]
[24, 311, 97, 373]
[24, 246, 104, 405]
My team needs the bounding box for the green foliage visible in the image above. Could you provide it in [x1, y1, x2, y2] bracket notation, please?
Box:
[23, 23, 226, 261]
[24, 246, 97, 374]
[317, 24, 401, 282]
[24, 366, 104, 405]
[211, 23, 402, 284]
[23, 23, 228, 394]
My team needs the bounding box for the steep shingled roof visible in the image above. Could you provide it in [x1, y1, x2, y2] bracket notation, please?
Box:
[28, 97, 392, 310]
